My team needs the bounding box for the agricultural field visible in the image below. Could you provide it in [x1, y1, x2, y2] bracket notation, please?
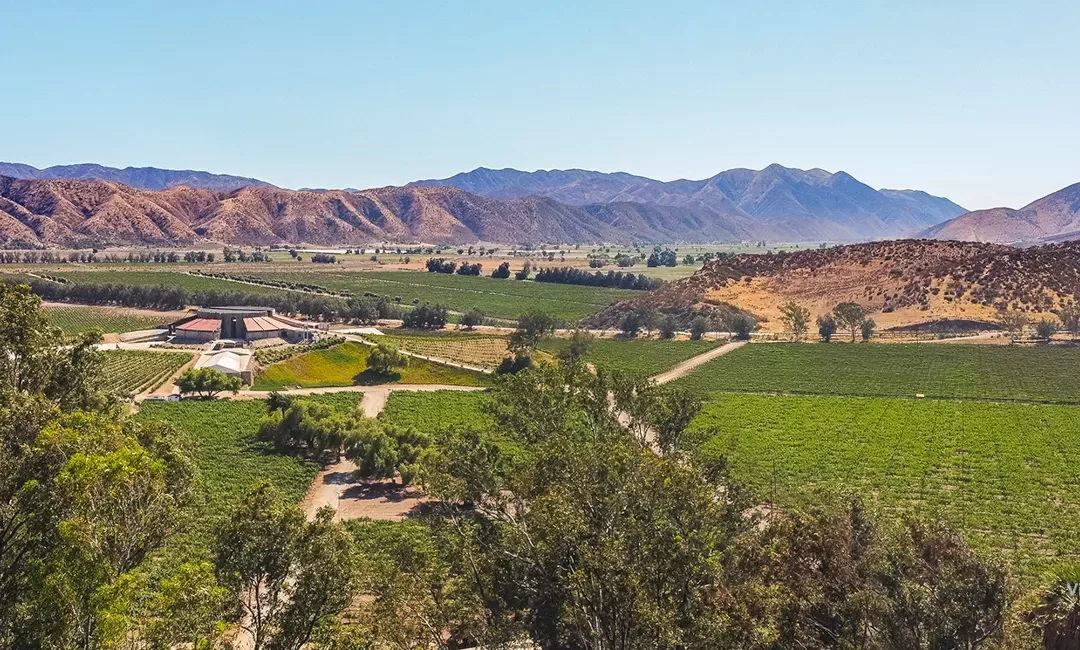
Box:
[381, 390, 494, 434]
[379, 332, 510, 370]
[235, 270, 640, 321]
[47, 270, 291, 298]
[137, 399, 323, 563]
[43, 303, 174, 334]
[252, 341, 493, 390]
[538, 337, 719, 378]
[673, 342, 1080, 403]
[689, 393, 1080, 574]
[101, 350, 192, 395]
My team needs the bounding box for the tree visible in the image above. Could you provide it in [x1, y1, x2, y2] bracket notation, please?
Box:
[402, 303, 447, 330]
[817, 313, 837, 342]
[491, 262, 511, 279]
[860, 317, 876, 342]
[778, 300, 810, 341]
[689, 315, 708, 341]
[145, 561, 232, 649]
[659, 314, 678, 339]
[460, 308, 484, 330]
[1059, 304, 1080, 340]
[176, 367, 243, 400]
[366, 342, 409, 376]
[724, 312, 755, 340]
[619, 310, 643, 337]
[997, 308, 1030, 343]
[213, 483, 357, 650]
[557, 328, 593, 368]
[833, 302, 866, 342]
[1036, 318, 1059, 342]
[508, 309, 557, 357]
[346, 421, 431, 485]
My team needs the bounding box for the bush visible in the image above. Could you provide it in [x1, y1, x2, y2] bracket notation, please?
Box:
[425, 258, 457, 274]
[491, 262, 511, 279]
[496, 355, 533, 375]
[460, 309, 484, 331]
[456, 262, 482, 276]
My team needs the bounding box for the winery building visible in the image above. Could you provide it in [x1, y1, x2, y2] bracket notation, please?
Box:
[170, 306, 312, 343]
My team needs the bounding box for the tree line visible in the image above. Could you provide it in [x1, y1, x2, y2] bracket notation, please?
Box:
[533, 266, 664, 290]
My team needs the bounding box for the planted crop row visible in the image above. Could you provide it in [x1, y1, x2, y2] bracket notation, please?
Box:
[690, 393, 1080, 575]
[43, 304, 169, 334]
[101, 350, 192, 395]
[380, 334, 510, 369]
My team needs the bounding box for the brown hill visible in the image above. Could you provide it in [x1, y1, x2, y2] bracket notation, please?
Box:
[0, 176, 643, 247]
[922, 182, 1080, 244]
[588, 240, 1080, 330]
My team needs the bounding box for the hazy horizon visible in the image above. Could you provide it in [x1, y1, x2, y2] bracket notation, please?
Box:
[3, 0, 1077, 211]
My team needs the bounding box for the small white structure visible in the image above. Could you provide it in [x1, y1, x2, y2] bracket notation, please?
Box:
[194, 350, 252, 383]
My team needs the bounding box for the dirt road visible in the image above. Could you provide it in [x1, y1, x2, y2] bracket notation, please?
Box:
[650, 340, 746, 384]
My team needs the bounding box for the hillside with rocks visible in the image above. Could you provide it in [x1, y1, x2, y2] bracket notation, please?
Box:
[588, 239, 1080, 330]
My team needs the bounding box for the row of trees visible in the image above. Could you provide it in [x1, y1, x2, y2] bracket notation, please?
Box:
[533, 266, 664, 290]
[779, 300, 876, 342]
[997, 305, 1080, 342]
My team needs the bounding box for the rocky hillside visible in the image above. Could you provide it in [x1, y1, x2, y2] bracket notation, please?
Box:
[0, 175, 661, 247]
[0, 162, 272, 192]
[412, 164, 967, 240]
[588, 239, 1080, 330]
[922, 182, 1080, 244]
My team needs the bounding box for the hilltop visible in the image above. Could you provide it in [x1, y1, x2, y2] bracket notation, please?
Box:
[588, 239, 1080, 330]
[922, 182, 1080, 244]
[0, 162, 272, 192]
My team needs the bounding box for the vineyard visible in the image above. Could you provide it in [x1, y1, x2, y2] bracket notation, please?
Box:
[136, 399, 324, 562]
[380, 333, 510, 369]
[101, 350, 192, 395]
[47, 270, 291, 298]
[381, 390, 494, 434]
[43, 304, 172, 334]
[689, 393, 1080, 574]
[254, 336, 346, 365]
[231, 270, 639, 321]
[252, 341, 493, 390]
[673, 342, 1080, 403]
[538, 337, 720, 377]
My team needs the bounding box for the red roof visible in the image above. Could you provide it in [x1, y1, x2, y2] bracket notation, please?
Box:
[177, 318, 221, 332]
[244, 316, 298, 333]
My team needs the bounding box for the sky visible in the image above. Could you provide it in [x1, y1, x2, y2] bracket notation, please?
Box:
[2, 0, 1077, 210]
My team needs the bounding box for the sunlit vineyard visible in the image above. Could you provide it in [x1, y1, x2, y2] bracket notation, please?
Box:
[101, 350, 192, 395]
[43, 304, 171, 334]
[380, 333, 510, 369]
[690, 393, 1080, 575]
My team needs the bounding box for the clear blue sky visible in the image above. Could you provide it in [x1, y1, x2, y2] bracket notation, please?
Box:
[3, 0, 1076, 210]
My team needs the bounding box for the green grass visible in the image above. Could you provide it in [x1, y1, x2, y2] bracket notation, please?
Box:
[48, 270, 291, 298]
[381, 390, 494, 434]
[689, 393, 1080, 574]
[236, 270, 640, 321]
[252, 341, 493, 390]
[538, 337, 719, 378]
[43, 304, 170, 334]
[673, 343, 1080, 403]
[137, 399, 324, 563]
[102, 350, 192, 395]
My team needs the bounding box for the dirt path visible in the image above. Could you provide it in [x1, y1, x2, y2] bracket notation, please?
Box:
[228, 383, 488, 401]
[650, 340, 746, 384]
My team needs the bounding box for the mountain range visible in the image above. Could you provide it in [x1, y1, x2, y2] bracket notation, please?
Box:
[920, 182, 1080, 244]
[0, 162, 272, 192]
[0, 160, 1075, 247]
[411, 165, 967, 241]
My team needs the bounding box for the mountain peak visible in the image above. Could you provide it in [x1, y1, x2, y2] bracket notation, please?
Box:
[0, 162, 272, 192]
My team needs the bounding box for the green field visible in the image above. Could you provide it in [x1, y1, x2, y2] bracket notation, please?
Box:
[48, 270, 291, 298]
[102, 350, 192, 395]
[43, 304, 171, 334]
[673, 343, 1080, 403]
[538, 337, 719, 377]
[689, 393, 1080, 573]
[137, 399, 325, 563]
[237, 270, 639, 321]
[252, 341, 493, 390]
[381, 390, 494, 434]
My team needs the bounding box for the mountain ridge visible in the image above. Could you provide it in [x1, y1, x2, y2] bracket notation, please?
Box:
[0, 162, 273, 192]
[411, 164, 967, 240]
[921, 182, 1080, 244]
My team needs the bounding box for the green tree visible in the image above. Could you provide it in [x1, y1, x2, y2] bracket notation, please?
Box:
[689, 315, 708, 341]
[833, 302, 866, 342]
[508, 309, 557, 357]
[659, 314, 678, 339]
[460, 308, 484, 331]
[817, 313, 837, 342]
[557, 328, 594, 369]
[345, 417, 431, 484]
[725, 312, 756, 340]
[1036, 317, 1059, 342]
[860, 317, 876, 342]
[778, 300, 811, 341]
[145, 561, 232, 649]
[997, 308, 1030, 343]
[1059, 304, 1080, 340]
[176, 367, 243, 400]
[619, 310, 643, 338]
[366, 342, 409, 376]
